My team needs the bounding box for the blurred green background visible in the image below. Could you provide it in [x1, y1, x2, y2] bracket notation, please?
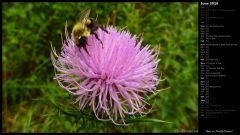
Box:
[2, 2, 198, 133]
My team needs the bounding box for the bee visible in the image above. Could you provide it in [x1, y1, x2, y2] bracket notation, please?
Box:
[71, 8, 109, 54]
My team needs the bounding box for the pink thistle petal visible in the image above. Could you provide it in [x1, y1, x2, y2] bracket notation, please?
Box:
[51, 25, 161, 125]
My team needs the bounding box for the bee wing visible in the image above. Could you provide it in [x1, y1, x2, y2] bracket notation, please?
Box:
[78, 8, 91, 24]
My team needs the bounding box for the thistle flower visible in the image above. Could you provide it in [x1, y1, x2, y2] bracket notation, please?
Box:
[51, 24, 160, 125]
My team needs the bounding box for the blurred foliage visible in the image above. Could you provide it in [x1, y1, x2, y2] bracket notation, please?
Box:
[2, 2, 198, 133]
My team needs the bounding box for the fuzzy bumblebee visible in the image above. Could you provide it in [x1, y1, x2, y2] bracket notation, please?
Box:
[71, 8, 109, 54]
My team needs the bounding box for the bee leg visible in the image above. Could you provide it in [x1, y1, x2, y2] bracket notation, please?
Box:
[83, 45, 90, 55]
[81, 41, 90, 55]
[93, 32, 104, 48]
[99, 26, 109, 34]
